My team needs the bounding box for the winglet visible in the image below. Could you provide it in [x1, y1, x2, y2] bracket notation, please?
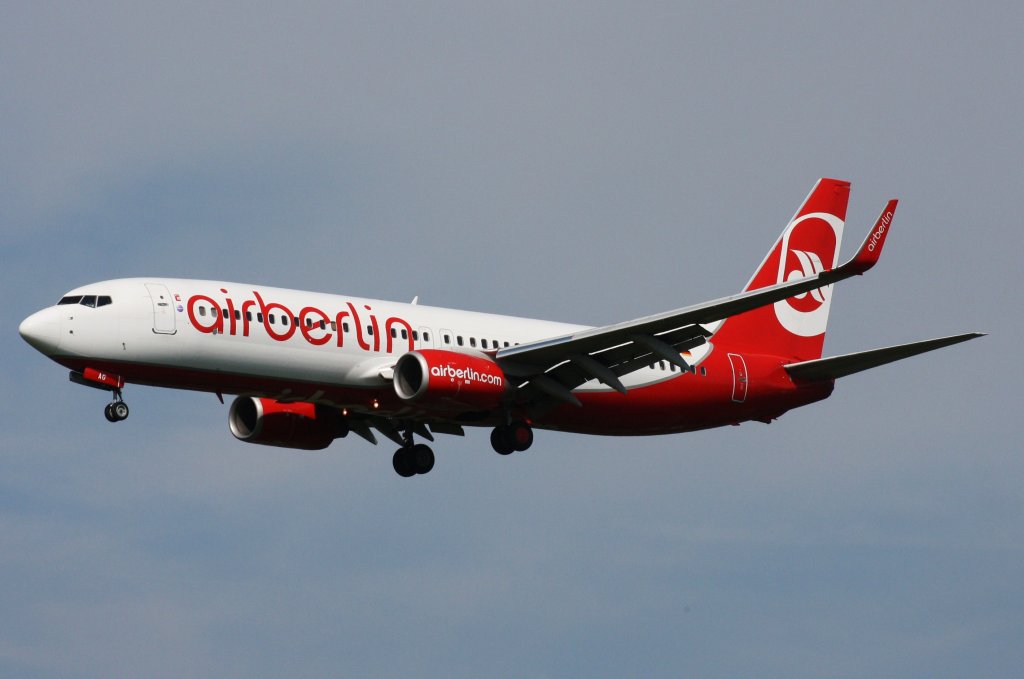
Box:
[843, 199, 898, 275]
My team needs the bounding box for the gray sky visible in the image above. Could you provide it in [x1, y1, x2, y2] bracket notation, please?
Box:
[2, 2, 1021, 677]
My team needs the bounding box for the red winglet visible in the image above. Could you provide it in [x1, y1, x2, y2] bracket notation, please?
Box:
[845, 199, 898, 274]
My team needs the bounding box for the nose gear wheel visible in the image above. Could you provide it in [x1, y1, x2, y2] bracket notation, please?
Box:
[104, 390, 129, 422]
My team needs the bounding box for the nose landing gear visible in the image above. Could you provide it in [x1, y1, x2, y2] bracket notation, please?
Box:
[103, 391, 129, 422]
[68, 370, 130, 423]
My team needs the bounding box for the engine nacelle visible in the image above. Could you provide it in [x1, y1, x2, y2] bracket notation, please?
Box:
[393, 349, 509, 411]
[228, 397, 347, 450]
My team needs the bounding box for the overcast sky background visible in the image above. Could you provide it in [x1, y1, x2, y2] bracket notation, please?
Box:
[2, 2, 1021, 677]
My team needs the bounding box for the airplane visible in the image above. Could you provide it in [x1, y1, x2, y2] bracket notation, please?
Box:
[19, 179, 983, 477]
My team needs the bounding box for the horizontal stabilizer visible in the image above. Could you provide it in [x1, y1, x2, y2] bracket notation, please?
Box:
[784, 332, 985, 382]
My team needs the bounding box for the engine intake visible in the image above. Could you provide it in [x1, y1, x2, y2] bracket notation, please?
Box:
[228, 397, 347, 450]
[394, 350, 509, 411]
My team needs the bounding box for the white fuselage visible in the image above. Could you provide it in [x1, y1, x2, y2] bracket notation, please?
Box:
[23, 278, 688, 402]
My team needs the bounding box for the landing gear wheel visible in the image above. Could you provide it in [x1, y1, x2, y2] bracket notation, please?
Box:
[392, 449, 416, 477]
[111, 401, 129, 421]
[411, 444, 435, 474]
[509, 421, 533, 452]
[104, 403, 117, 422]
[490, 427, 515, 455]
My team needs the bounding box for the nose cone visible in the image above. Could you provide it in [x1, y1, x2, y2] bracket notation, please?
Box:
[19, 308, 61, 355]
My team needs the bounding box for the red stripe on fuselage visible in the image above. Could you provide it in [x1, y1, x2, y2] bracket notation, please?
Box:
[53, 347, 833, 436]
[551, 350, 833, 434]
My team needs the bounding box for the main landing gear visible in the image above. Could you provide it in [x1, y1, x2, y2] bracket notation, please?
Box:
[490, 420, 533, 456]
[103, 391, 129, 423]
[392, 420, 534, 476]
[393, 429, 435, 477]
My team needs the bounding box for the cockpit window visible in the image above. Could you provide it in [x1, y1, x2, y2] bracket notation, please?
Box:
[57, 294, 113, 307]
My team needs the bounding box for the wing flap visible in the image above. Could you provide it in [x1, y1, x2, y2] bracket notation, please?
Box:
[783, 333, 984, 382]
[516, 325, 710, 404]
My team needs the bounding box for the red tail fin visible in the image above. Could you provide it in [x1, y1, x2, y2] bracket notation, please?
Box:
[711, 178, 850, 361]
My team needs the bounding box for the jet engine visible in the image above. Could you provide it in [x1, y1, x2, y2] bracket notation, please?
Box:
[393, 349, 509, 411]
[228, 397, 348, 450]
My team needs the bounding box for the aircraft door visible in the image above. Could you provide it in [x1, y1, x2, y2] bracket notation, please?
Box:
[145, 283, 177, 334]
[728, 353, 748, 403]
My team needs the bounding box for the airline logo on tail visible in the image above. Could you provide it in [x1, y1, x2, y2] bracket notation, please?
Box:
[773, 212, 844, 337]
[786, 249, 826, 309]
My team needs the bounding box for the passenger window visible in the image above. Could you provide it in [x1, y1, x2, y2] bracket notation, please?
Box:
[258, 313, 264, 323]
[234, 310, 241, 320]
[80, 295, 97, 307]
[97, 296, 112, 307]
[424, 332, 430, 342]
[481, 339, 487, 348]
[700, 366, 707, 376]
[246, 311, 253, 322]
[222, 309, 229, 319]
[390, 328, 397, 338]
[401, 329, 408, 339]
[504, 341, 510, 347]
[282, 316, 289, 326]
[457, 336, 464, 346]
[412, 330, 419, 341]
[294, 317, 300, 327]
[305, 317, 312, 328]
[199, 307, 207, 317]
[270, 314, 276, 324]
[319, 320, 326, 330]
[443, 334, 451, 344]
[342, 322, 350, 332]
[367, 326, 374, 336]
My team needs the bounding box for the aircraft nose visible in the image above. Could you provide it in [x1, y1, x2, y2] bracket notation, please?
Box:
[19, 308, 61, 355]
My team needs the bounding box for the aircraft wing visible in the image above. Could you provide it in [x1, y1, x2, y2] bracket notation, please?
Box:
[495, 200, 898, 405]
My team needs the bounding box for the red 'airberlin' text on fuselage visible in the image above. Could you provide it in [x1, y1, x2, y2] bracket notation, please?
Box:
[186, 290, 415, 353]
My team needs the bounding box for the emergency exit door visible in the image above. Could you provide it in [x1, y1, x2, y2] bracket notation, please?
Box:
[727, 353, 748, 403]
